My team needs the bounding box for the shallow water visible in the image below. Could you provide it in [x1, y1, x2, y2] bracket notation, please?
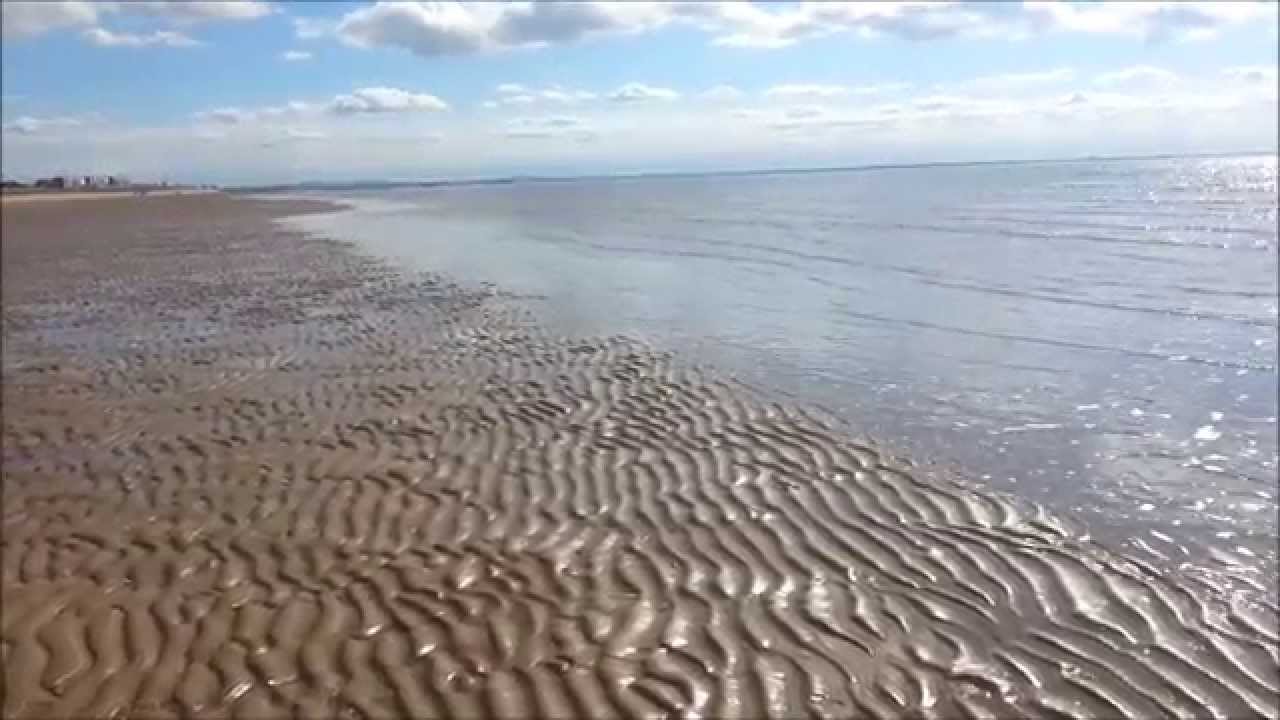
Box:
[287, 154, 1278, 582]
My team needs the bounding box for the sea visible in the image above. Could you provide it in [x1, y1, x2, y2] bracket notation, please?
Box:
[279, 153, 1278, 586]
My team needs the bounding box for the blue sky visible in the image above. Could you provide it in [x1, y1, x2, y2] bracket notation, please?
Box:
[2, 1, 1277, 184]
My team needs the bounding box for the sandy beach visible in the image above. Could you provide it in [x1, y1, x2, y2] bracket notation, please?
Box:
[1, 188, 212, 204]
[3, 194, 1276, 719]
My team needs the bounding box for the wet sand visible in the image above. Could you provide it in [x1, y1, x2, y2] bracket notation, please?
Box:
[3, 194, 1277, 719]
[1, 189, 210, 204]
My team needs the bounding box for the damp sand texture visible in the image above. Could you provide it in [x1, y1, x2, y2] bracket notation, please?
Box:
[2, 194, 1277, 719]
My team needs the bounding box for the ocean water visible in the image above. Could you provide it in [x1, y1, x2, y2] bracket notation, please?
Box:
[284, 154, 1278, 583]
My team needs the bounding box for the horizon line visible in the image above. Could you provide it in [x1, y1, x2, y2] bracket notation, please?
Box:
[231, 148, 1276, 191]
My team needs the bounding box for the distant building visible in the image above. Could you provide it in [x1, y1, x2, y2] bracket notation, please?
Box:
[25, 174, 130, 190]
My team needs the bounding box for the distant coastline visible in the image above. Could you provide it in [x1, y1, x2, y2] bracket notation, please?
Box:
[233, 149, 1275, 194]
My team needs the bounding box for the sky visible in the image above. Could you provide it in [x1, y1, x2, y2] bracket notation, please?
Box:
[2, 1, 1277, 185]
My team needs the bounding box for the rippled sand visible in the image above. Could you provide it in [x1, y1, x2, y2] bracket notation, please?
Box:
[3, 194, 1277, 719]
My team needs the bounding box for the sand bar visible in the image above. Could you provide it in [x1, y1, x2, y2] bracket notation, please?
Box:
[3, 194, 1277, 719]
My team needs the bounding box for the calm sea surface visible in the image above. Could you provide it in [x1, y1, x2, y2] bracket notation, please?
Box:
[285, 155, 1278, 584]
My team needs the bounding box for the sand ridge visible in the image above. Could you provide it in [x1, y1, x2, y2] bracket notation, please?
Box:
[2, 194, 1277, 718]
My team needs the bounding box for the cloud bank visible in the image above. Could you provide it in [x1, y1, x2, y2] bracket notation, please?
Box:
[325, 1, 1277, 57]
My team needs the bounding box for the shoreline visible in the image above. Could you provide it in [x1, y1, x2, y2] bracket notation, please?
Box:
[283, 186, 1278, 580]
[3, 193, 1275, 719]
[1, 187, 216, 204]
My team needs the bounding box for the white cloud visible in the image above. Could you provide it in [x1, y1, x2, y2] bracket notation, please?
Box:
[764, 84, 848, 99]
[2, 1, 99, 38]
[911, 94, 980, 112]
[700, 85, 745, 102]
[83, 27, 201, 48]
[122, 1, 273, 24]
[540, 87, 597, 104]
[336, 2, 489, 54]
[293, 16, 333, 39]
[327, 87, 450, 115]
[493, 2, 668, 45]
[918, 96, 1028, 121]
[1022, 1, 1275, 42]
[760, 82, 909, 100]
[739, 85, 1182, 135]
[963, 68, 1076, 93]
[326, 1, 1276, 58]
[707, 2, 1275, 47]
[2, 114, 87, 135]
[1223, 65, 1279, 84]
[609, 82, 679, 103]
[259, 101, 314, 119]
[193, 102, 311, 125]
[280, 50, 313, 62]
[504, 115, 596, 141]
[193, 90, 448, 126]
[1032, 87, 1270, 121]
[849, 83, 913, 96]
[193, 107, 254, 125]
[336, 1, 669, 57]
[9, 1, 1274, 50]
[259, 127, 328, 148]
[488, 84, 597, 107]
[700, 2, 990, 48]
[3, 0, 271, 40]
[1094, 65, 1180, 89]
[783, 105, 829, 120]
[757, 105, 900, 134]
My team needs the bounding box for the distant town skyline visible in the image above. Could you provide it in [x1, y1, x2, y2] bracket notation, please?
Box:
[2, 1, 1277, 184]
